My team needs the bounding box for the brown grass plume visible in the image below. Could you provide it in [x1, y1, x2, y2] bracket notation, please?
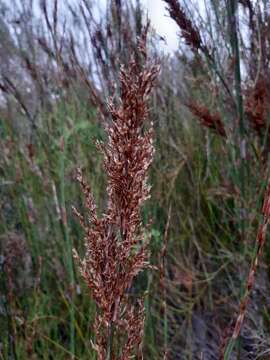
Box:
[73, 27, 160, 359]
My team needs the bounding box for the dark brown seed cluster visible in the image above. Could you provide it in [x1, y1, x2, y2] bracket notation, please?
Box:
[73, 30, 159, 359]
[187, 101, 227, 137]
[163, 0, 202, 51]
[244, 79, 270, 135]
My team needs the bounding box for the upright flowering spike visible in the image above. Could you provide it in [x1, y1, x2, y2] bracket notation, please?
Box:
[73, 27, 159, 359]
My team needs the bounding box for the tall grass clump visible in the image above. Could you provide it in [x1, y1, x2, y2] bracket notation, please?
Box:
[221, 181, 270, 359]
[161, 0, 270, 358]
[2, 0, 270, 359]
[73, 26, 160, 359]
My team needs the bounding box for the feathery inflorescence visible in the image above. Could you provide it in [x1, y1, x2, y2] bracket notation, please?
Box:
[163, 0, 202, 51]
[245, 78, 270, 136]
[73, 28, 160, 359]
[187, 101, 227, 138]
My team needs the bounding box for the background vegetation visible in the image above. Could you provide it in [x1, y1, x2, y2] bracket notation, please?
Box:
[1, 0, 270, 359]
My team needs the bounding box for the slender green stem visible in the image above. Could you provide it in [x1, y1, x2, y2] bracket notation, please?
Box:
[106, 321, 114, 360]
[223, 1, 247, 358]
[228, 0, 246, 234]
[59, 127, 75, 358]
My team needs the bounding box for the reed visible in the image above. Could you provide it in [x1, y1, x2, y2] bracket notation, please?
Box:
[73, 26, 160, 359]
[2, 1, 270, 358]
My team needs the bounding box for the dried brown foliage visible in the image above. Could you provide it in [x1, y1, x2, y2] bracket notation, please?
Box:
[187, 101, 227, 137]
[73, 29, 160, 359]
[163, 0, 202, 51]
[244, 79, 270, 135]
[1, 232, 32, 300]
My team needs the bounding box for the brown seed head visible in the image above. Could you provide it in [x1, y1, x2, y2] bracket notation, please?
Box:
[163, 0, 202, 51]
[73, 28, 159, 359]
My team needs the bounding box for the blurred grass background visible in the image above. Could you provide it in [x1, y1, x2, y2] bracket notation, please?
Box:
[1, 0, 270, 359]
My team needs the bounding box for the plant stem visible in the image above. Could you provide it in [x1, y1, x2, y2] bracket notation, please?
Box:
[228, 0, 247, 238]
[106, 321, 114, 360]
[59, 128, 75, 358]
[223, 2, 247, 358]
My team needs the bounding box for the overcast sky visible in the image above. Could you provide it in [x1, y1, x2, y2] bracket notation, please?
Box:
[94, 0, 180, 53]
[143, 0, 179, 52]
[9, 0, 180, 53]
